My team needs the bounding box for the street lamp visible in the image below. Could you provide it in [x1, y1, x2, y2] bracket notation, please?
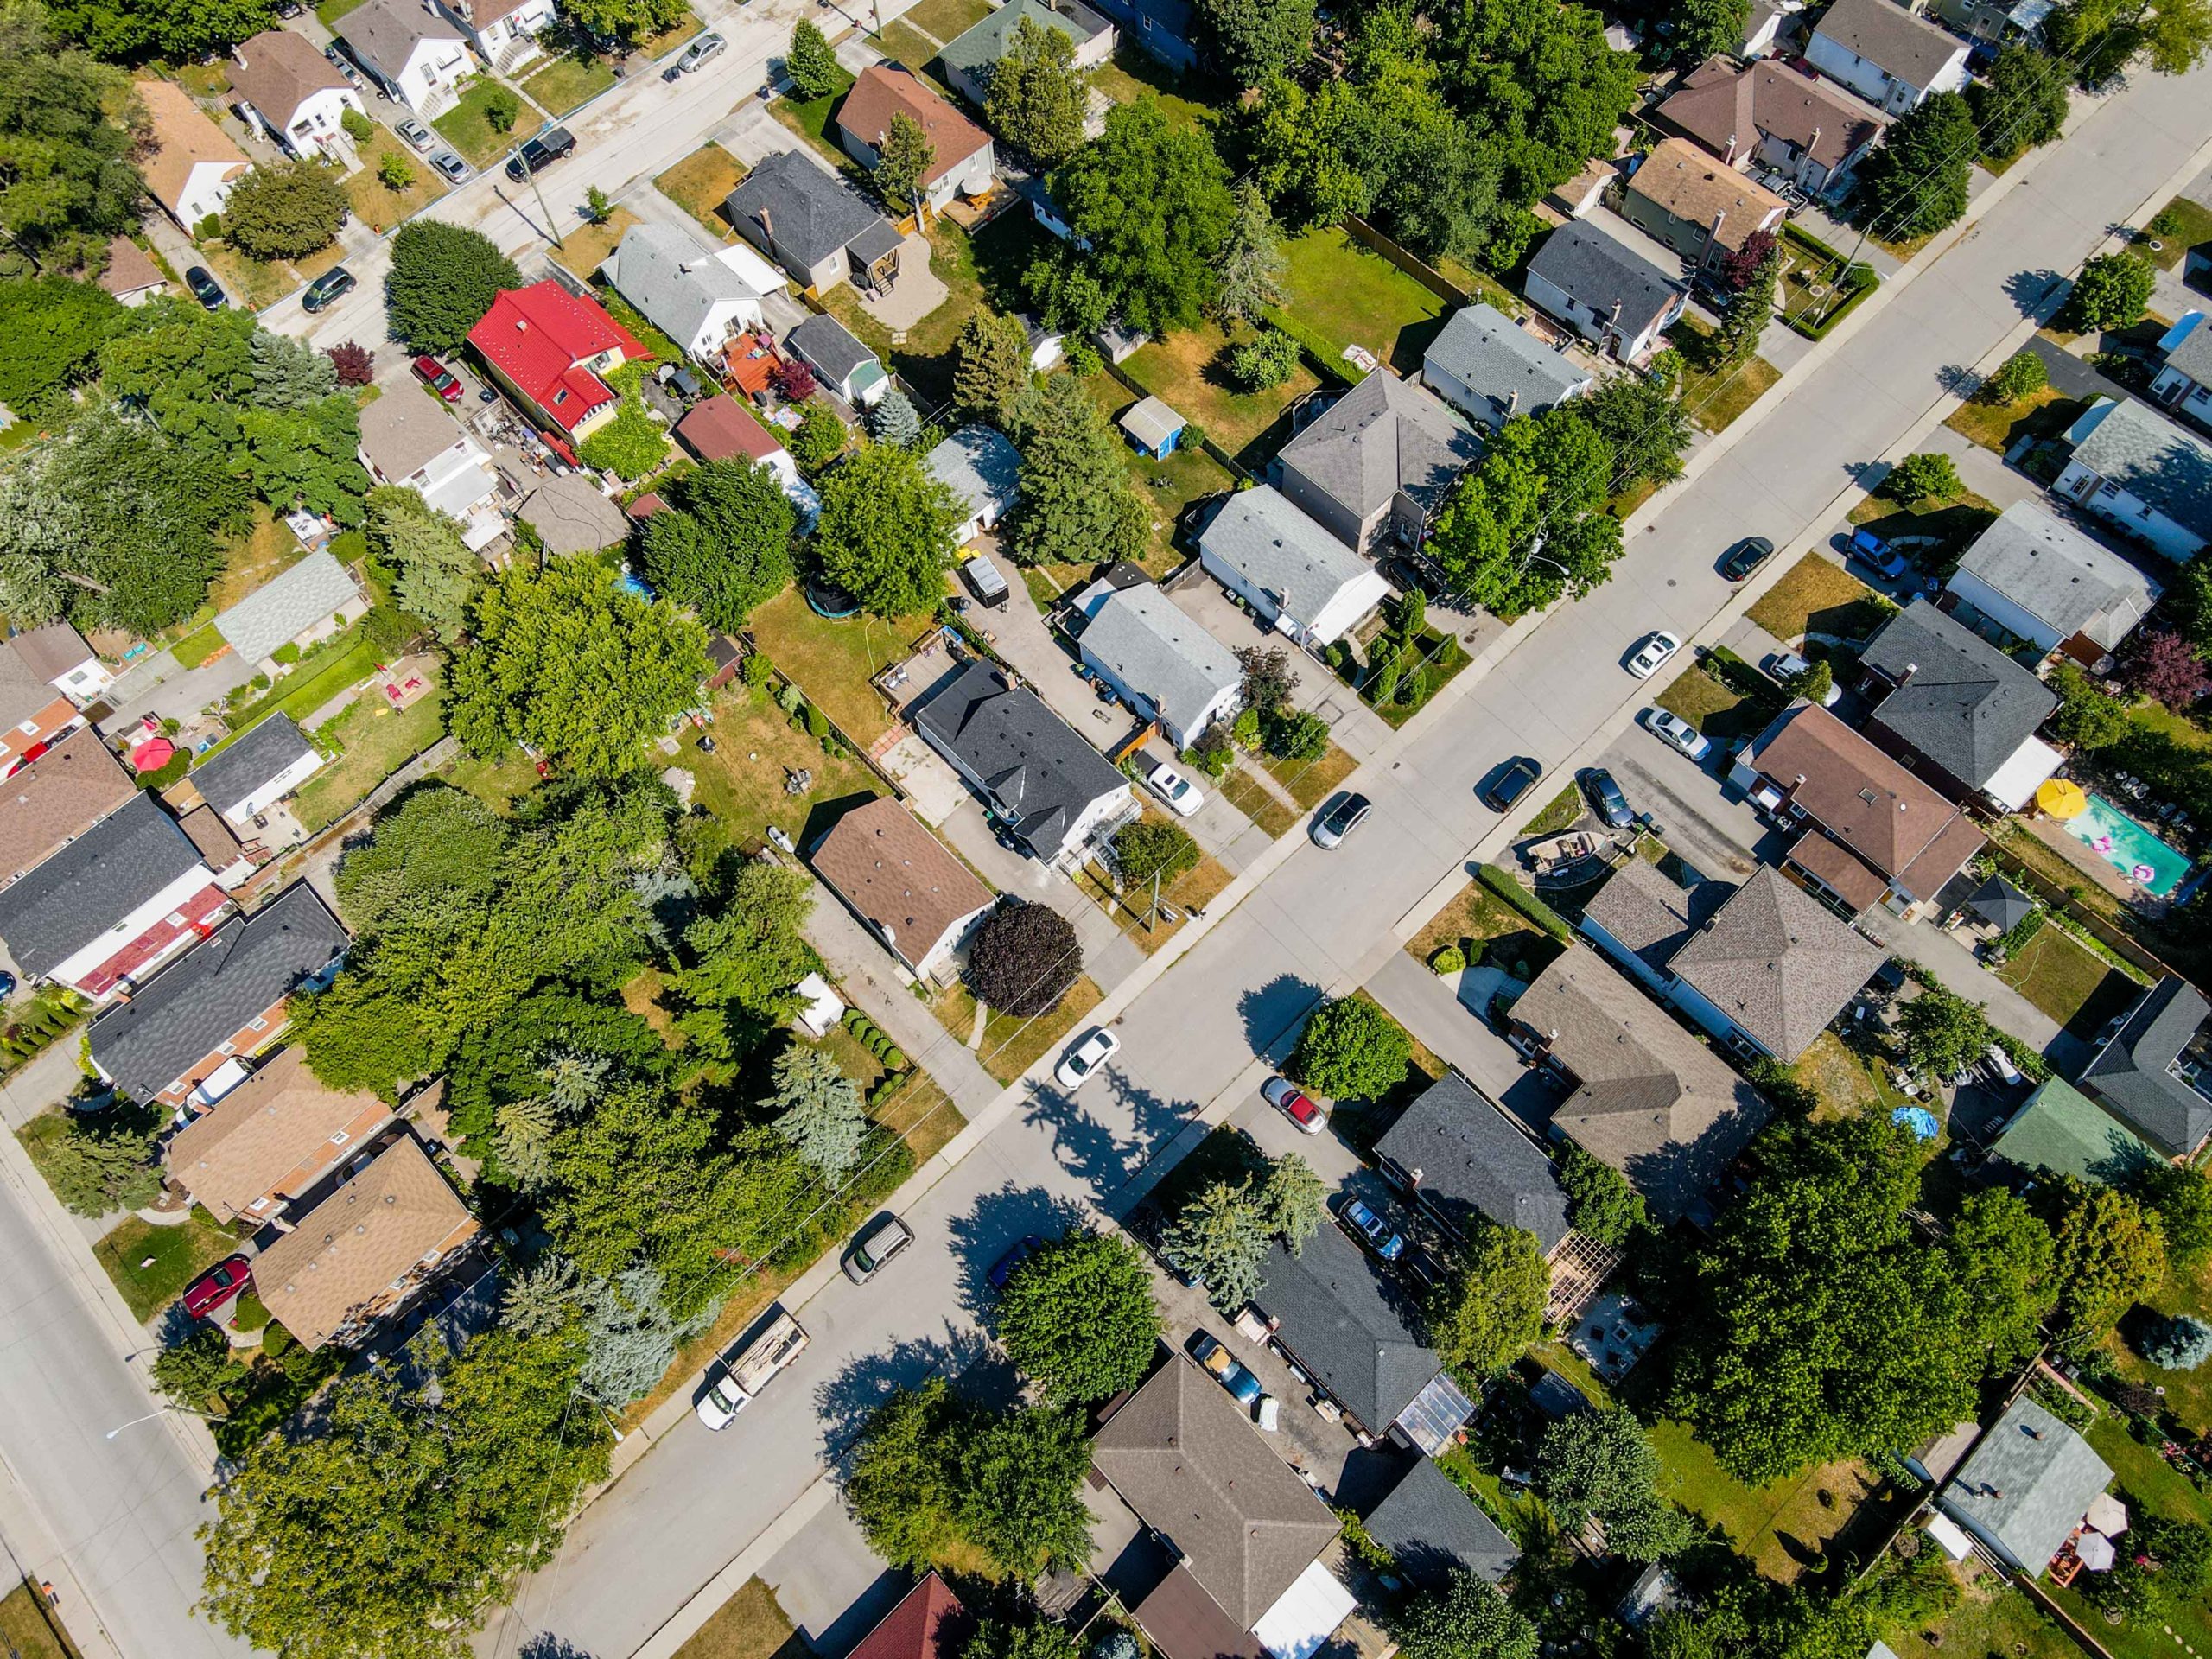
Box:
[105, 1404, 220, 1440]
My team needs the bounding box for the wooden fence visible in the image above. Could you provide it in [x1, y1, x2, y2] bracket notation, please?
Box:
[1343, 216, 1474, 308]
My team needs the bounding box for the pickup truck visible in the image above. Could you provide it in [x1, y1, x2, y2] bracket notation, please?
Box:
[507, 126, 576, 180]
[695, 1307, 808, 1429]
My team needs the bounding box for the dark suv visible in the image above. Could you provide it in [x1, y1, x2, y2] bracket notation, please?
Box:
[507, 126, 575, 180]
[1480, 756, 1541, 813]
[302, 265, 356, 313]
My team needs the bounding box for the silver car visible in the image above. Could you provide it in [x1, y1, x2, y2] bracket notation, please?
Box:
[844, 1215, 915, 1284]
[429, 149, 469, 183]
[675, 31, 726, 72]
[397, 118, 435, 152]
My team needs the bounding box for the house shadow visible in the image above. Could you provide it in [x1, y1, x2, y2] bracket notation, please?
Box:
[943, 1179, 1089, 1319]
[798, 790, 889, 854]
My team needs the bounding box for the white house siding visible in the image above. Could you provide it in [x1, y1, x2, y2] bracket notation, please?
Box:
[217, 751, 326, 825]
[2151, 365, 2212, 432]
[1306, 568, 1392, 648]
[1523, 268, 1675, 362]
[1943, 566, 2064, 655]
[395, 39, 474, 112]
[175, 161, 245, 231]
[50, 660, 115, 706]
[1803, 30, 1967, 113]
[908, 900, 994, 982]
[2055, 461, 2209, 563]
[278, 86, 365, 156]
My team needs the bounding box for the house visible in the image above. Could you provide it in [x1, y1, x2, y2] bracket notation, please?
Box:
[0, 646, 85, 775]
[1741, 0, 1788, 56]
[228, 28, 364, 160]
[97, 237, 168, 307]
[161, 1045, 392, 1224]
[86, 883, 349, 1109]
[1620, 137, 1790, 275]
[467, 281, 652, 442]
[2078, 975, 2212, 1159]
[926, 425, 1024, 543]
[671, 394, 822, 523]
[517, 473, 630, 555]
[1421, 303, 1594, 432]
[1654, 57, 1889, 202]
[191, 715, 324, 827]
[357, 391, 508, 550]
[1943, 500, 2158, 671]
[1505, 945, 1771, 1221]
[940, 0, 1115, 108]
[213, 550, 368, 676]
[1547, 157, 1619, 219]
[912, 660, 1134, 866]
[2053, 397, 2212, 562]
[810, 797, 994, 983]
[251, 1132, 480, 1351]
[131, 79, 251, 232]
[600, 223, 785, 368]
[432, 0, 557, 74]
[1363, 1456, 1519, 1589]
[10, 622, 112, 709]
[1618, 1566, 1687, 1630]
[1118, 394, 1186, 460]
[1073, 582, 1241, 750]
[1523, 221, 1688, 363]
[1093, 1357, 1347, 1659]
[1936, 1398, 2113, 1575]
[178, 805, 257, 891]
[1272, 372, 1482, 553]
[1727, 702, 1985, 918]
[1991, 1077, 2163, 1188]
[334, 0, 476, 115]
[1854, 599, 2062, 811]
[1927, 0, 2056, 45]
[787, 313, 891, 409]
[724, 149, 905, 296]
[1198, 486, 1391, 649]
[836, 65, 997, 214]
[1086, 0, 1197, 69]
[1665, 866, 1888, 1061]
[2152, 310, 2212, 434]
[1803, 0, 1972, 113]
[0, 729, 134, 884]
[846, 1572, 969, 1659]
[1374, 1071, 1569, 1253]
[0, 792, 226, 1000]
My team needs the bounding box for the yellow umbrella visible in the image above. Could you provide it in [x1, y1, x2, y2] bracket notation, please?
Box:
[2037, 778, 2089, 820]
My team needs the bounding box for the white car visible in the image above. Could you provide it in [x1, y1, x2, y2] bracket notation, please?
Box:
[1053, 1027, 1120, 1090]
[1768, 650, 1845, 707]
[1627, 632, 1682, 680]
[1147, 761, 1204, 817]
[1642, 707, 1713, 763]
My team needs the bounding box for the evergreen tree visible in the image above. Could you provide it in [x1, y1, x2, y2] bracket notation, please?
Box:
[954, 310, 1034, 426]
[1161, 1179, 1273, 1309]
[872, 386, 923, 448]
[1714, 233, 1783, 365]
[1257, 1154, 1325, 1252]
[871, 111, 935, 212]
[1007, 373, 1147, 568]
[985, 16, 1090, 168]
[769, 1045, 868, 1185]
[579, 1265, 714, 1405]
[785, 19, 846, 100]
[1215, 182, 1287, 326]
[366, 486, 477, 642]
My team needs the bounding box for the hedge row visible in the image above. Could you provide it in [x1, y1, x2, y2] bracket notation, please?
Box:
[840, 1006, 907, 1071]
[1476, 863, 1577, 944]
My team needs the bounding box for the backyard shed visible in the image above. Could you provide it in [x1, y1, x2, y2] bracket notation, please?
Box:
[1118, 395, 1186, 460]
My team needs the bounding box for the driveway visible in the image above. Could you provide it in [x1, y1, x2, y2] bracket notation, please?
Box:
[1169, 578, 1394, 763]
[1593, 724, 1783, 885]
[94, 648, 260, 737]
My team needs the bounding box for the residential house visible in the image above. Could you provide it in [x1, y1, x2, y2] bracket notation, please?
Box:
[1654, 56, 1890, 202]
[2151, 310, 2212, 435]
[1374, 1071, 1569, 1254]
[86, 882, 349, 1108]
[1118, 394, 1186, 460]
[671, 394, 823, 524]
[2078, 975, 2212, 1159]
[10, 623, 112, 709]
[600, 223, 785, 369]
[846, 1573, 969, 1659]
[1740, 0, 1788, 56]
[433, 0, 557, 74]
[1990, 1077, 2163, 1188]
[98, 237, 168, 307]
[836, 65, 996, 214]
[1086, 0, 1197, 69]
[213, 550, 368, 677]
[1197, 486, 1391, 649]
[357, 391, 508, 550]
[926, 425, 1024, 543]
[787, 313, 890, 408]
[1578, 851, 1733, 994]
[178, 805, 258, 891]
[0, 729, 134, 885]
[1421, 303, 1595, 432]
[724, 149, 905, 296]
[228, 28, 364, 160]
[334, 0, 476, 115]
[1092, 1357, 1348, 1659]
[190, 715, 324, 828]
[912, 660, 1134, 866]
[467, 280, 652, 442]
[2053, 397, 2212, 561]
[1943, 500, 2158, 671]
[1504, 945, 1771, 1221]
[810, 797, 995, 983]
[1854, 599, 2063, 811]
[1803, 0, 1972, 113]
[1926, 0, 2056, 48]
[1727, 702, 1986, 918]
[132, 79, 251, 232]
[1363, 1458, 1520, 1589]
[1936, 1398, 2113, 1575]
[251, 1132, 480, 1351]
[0, 792, 226, 1001]
[0, 647, 84, 776]
[1666, 866, 1888, 1061]
[516, 473, 630, 555]
[1523, 221, 1688, 363]
[1073, 581, 1241, 750]
[162, 1046, 393, 1224]
[940, 0, 1115, 109]
[1272, 372, 1482, 553]
[1619, 137, 1790, 276]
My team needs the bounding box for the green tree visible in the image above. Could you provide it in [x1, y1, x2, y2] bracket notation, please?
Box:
[1978, 347, 2048, 404]
[2065, 251, 2156, 331]
[872, 386, 923, 448]
[998, 1229, 1161, 1402]
[1881, 450, 1962, 503]
[769, 1044, 868, 1185]
[1215, 181, 1287, 327]
[967, 901, 1081, 1015]
[985, 15, 1088, 168]
[1969, 45, 2071, 159]
[1947, 1187, 2058, 1370]
[1446, 0, 1643, 207]
[1047, 97, 1233, 334]
[1291, 995, 1411, 1101]
[811, 442, 963, 617]
[333, 784, 509, 932]
[1780, 658, 1833, 706]
[671, 861, 818, 1053]
[1197, 0, 1314, 85]
[1161, 1179, 1273, 1308]
[1257, 1154, 1326, 1252]
[563, 0, 685, 44]
[1713, 233, 1783, 365]
[1228, 327, 1301, 390]
[846, 1379, 963, 1567]
[2048, 0, 2212, 83]
[387, 220, 521, 354]
[0, 10, 146, 274]
[954, 310, 1034, 427]
[576, 400, 670, 480]
[448, 561, 709, 777]
[1895, 982, 1993, 1077]
[638, 456, 796, 631]
[964, 1619, 1084, 1659]
[578, 1263, 712, 1404]
[1427, 1217, 1547, 1383]
[1580, 351, 1690, 493]
[785, 18, 847, 100]
[1428, 409, 1622, 617]
[53, 0, 275, 59]
[1008, 372, 1147, 568]
[2048, 1179, 2166, 1346]
[869, 111, 935, 211]
[1858, 91, 1974, 238]
[2134, 1160, 2212, 1267]
[365, 486, 477, 642]
[221, 159, 346, 260]
[151, 1322, 247, 1410]
[377, 149, 416, 192]
[1669, 0, 1751, 63]
[1555, 1141, 1645, 1246]
[1535, 1408, 1693, 1562]
[543, 1077, 744, 1299]
[2050, 660, 2131, 747]
[1392, 1570, 1539, 1659]
[0, 274, 127, 412]
[33, 1101, 162, 1216]
[958, 1404, 1094, 1574]
[582, 184, 614, 224]
[1112, 819, 1199, 889]
[788, 402, 849, 476]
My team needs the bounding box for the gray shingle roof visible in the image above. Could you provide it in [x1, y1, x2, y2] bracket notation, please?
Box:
[1077, 584, 1238, 734]
[1276, 372, 1481, 524]
[0, 793, 207, 976]
[1423, 304, 1592, 429]
[2164, 311, 2212, 385]
[1255, 1222, 1440, 1433]
[1363, 1458, 1519, 1588]
[1954, 501, 2159, 651]
[913, 660, 1127, 855]
[1667, 867, 1887, 1061]
[1527, 222, 1685, 340]
[86, 884, 348, 1103]
[214, 552, 361, 666]
[2065, 397, 2212, 541]
[1199, 486, 1375, 626]
[1812, 0, 1967, 87]
[1942, 1398, 2111, 1574]
[1860, 600, 2059, 791]
[788, 313, 880, 387]
[192, 715, 315, 818]
[1374, 1072, 1569, 1252]
[337, 0, 464, 79]
[1580, 857, 1732, 981]
[940, 0, 1109, 79]
[358, 388, 470, 483]
[725, 149, 892, 276]
[517, 474, 630, 556]
[2081, 974, 2212, 1157]
[602, 222, 764, 354]
[925, 425, 1022, 524]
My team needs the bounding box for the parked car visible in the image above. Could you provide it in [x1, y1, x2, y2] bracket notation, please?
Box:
[694, 1308, 808, 1428]
[1053, 1027, 1119, 1090]
[182, 1255, 251, 1319]
[1579, 767, 1634, 830]
[1187, 1331, 1264, 1407]
[988, 1234, 1048, 1292]
[397, 117, 435, 152]
[413, 355, 464, 401]
[507, 126, 575, 180]
[1339, 1198, 1406, 1262]
[1847, 527, 1910, 581]
[1641, 707, 1713, 763]
[1147, 761, 1204, 817]
[302, 265, 356, 313]
[1311, 791, 1370, 849]
[1479, 756, 1542, 813]
[1719, 536, 1776, 582]
[183, 264, 227, 308]
[1262, 1076, 1325, 1135]
[322, 44, 362, 87]
[1767, 650, 1845, 707]
[1627, 631, 1682, 679]
[429, 149, 469, 183]
[674, 30, 726, 72]
[843, 1214, 915, 1284]
[0, 971, 16, 999]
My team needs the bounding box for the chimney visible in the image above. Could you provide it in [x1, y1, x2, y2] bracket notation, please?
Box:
[1808, 125, 1821, 162]
[1723, 132, 1738, 165]
[1408, 1166, 1425, 1189]
[759, 207, 775, 247]
[1608, 298, 1624, 330]
[1505, 390, 1519, 416]
[1707, 210, 1727, 267]
[1899, 661, 1919, 685]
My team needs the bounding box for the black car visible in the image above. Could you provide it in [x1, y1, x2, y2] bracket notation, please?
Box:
[183, 265, 227, 308]
[1480, 757, 1541, 813]
[302, 265, 356, 313]
[1719, 535, 1776, 582]
[507, 126, 576, 180]
[1579, 766, 1633, 830]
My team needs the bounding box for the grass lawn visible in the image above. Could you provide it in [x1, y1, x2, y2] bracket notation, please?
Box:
[676, 1577, 807, 1659]
[748, 588, 939, 749]
[1654, 662, 1762, 740]
[874, 1069, 963, 1164]
[655, 143, 747, 239]
[199, 245, 297, 311]
[771, 88, 859, 176]
[316, 0, 367, 24]
[442, 747, 542, 809]
[2045, 1411, 2212, 1659]
[1643, 1414, 1878, 1581]
[817, 213, 1026, 413]
[673, 683, 887, 849]
[171, 624, 226, 669]
[869, 21, 951, 86]
[1082, 375, 1238, 571]
[1433, 255, 1524, 319]
[1406, 875, 1564, 980]
[635, 9, 705, 54]
[94, 1212, 238, 1323]
[0, 1584, 75, 1659]
[1876, 1575, 2078, 1659]
[1519, 784, 1583, 838]
[1796, 1029, 1904, 1121]
[2106, 1251, 2212, 1435]
[1277, 226, 1452, 380]
[433, 83, 543, 168]
[2144, 194, 2212, 270]
[292, 691, 447, 833]
[1087, 47, 1211, 132]
[209, 506, 309, 616]
[346, 129, 448, 232]
[1072, 843, 1234, 956]
[934, 975, 1104, 1084]
[522, 51, 619, 115]
[214, 637, 383, 750]
[175, 61, 232, 97]
[1262, 738, 1356, 811]
[1218, 766, 1297, 838]
[1746, 552, 1895, 645]
[1995, 920, 2146, 1039]
[901, 0, 991, 39]
[1945, 383, 2073, 453]
[552, 205, 639, 280]
[1669, 316, 1781, 434]
[1122, 321, 1320, 468]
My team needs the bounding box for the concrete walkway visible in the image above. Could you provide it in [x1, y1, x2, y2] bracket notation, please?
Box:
[1854, 904, 2081, 1071]
[1364, 950, 1561, 1135]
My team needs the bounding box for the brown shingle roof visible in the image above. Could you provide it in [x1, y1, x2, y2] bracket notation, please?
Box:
[1785, 830, 1891, 911]
[1666, 866, 1888, 1060]
[1656, 57, 1888, 175]
[178, 805, 250, 873]
[810, 798, 992, 970]
[131, 80, 250, 216]
[228, 28, 351, 130]
[165, 1047, 392, 1223]
[1624, 137, 1788, 254]
[96, 236, 167, 299]
[8, 622, 97, 684]
[0, 728, 134, 881]
[1813, 0, 1967, 87]
[836, 64, 992, 190]
[673, 394, 785, 465]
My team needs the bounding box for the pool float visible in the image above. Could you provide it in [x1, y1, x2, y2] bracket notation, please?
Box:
[2133, 863, 2156, 885]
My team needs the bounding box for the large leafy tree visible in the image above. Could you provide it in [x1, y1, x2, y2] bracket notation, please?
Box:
[1047, 97, 1233, 334]
[387, 220, 520, 354]
[1290, 995, 1411, 1101]
[2048, 0, 2212, 83]
[985, 16, 1088, 169]
[967, 901, 1081, 1016]
[1555, 1141, 1645, 1247]
[1857, 91, 1974, 238]
[1535, 1409, 1692, 1563]
[1428, 408, 1621, 617]
[1668, 0, 1751, 63]
[53, 0, 273, 59]
[637, 456, 795, 631]
[1427, 1218, 1547, 1384]
[1197, 0, 1315, 85]
[1580, 350, 1689, 495]
[670, 861, 819, 1056]
[1392, 1571, 1538, 1659]
[999, 1229, 1161, 1402]
[222, 160, 346, 260]
[2135, 1160, 2212, 1268]
[1947, 1187, 2057, 1370]
[0, 9, 146, 273]
[2048, 1179, 2166, 1348]
[366, 486, 477, 642]
[769, 1044, 868, 1185]
[1008, 373, 1147, 569]
[2065, 251, 2156, 332]
[0, 274, 127, 411]
[1968, 45, 2071, 159]
[1445, 0, 1643, 207]
[1896, 982, 1996, 1078]
[811, 441, 963, 618]
[563, 0, 686, 44]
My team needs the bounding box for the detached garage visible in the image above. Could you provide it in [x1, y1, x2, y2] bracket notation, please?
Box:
[1198, 486, 1389, 649]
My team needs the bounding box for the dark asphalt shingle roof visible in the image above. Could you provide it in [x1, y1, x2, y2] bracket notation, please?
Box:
[1527, 222, 1684, 340]
[725, 149, 893, 275]
[1580, 857, 1731, 980]
[191, 715, 315, 817]
[1255, 1222, 1440, 1433]
[1422, 303, 1593, 427]
[1374, 1072, 1568, 1252]
[1942, 1398, 2111, 1573]
[913, 660, 1127, 855]
[2081, 974, 2212, 1157]
[788, 313, 880, 386]
[1859, 600, 2059, 791]
[0, 793, 206, 977]
[1363, 1457, 1519, 1588]
[2065, 397, 2212, 542]
[1274, 371, 1481, 524]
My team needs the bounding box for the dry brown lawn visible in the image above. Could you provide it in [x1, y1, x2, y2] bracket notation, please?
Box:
[654, 144, 747, 239]
[552, 206, 639, 279]
[675, 1577, 803, 1659]
[1745, 553, 1891, 645]
[345, 130, 448, 232]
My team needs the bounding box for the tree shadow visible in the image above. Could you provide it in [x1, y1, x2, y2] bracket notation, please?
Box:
[517, 1637, 596, 1659]
[2003, 267, 2066, 317]
[1021, 1065, 1192, 1198]
[1236, 973, 1325, 1060]
[943, 1179, 1089, 1319]
[812, 1324, 998, 1471]
[1935, 363, 1984, 399]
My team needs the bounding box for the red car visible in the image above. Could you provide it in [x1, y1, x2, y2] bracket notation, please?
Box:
[182, 1255, 251, 1319]
[412, 354, 463, 401]
[1262, 1076, 1325, 1135]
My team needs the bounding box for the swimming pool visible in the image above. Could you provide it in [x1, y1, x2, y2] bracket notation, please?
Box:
[2063, 794, 2191, 898]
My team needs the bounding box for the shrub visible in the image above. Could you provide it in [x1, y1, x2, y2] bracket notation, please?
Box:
[577, 403, 671, 480]
[481, 84, 522, 134]
[1265, 710, 1329, 762]
[1429, 944, 1465, 974]
[1474, 864, 1574, 944]
[327, 340, 375, 386]
[804, 702, 830, 741]
[2065, 251, 2154, 332]
[740, 652, 773, 689]
[881, 1046, 906, 1070]
[1978, 347, 2048, 404]
[341, 106, 374, 143]
[967, 901, 1082, 1016]
[1113, 819, 1198, 887]
[1290, 996, 1412, 1102]
[1227, 328, 1300, 391]
[1880, 451, 1961, 503]
[1231, 708, 1262, 747]
[378, 150, 415, 191]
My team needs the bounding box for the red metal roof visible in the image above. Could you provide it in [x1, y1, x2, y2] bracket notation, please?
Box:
[847, 1572, 966, 1659]
[467, 282, 652, 434]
